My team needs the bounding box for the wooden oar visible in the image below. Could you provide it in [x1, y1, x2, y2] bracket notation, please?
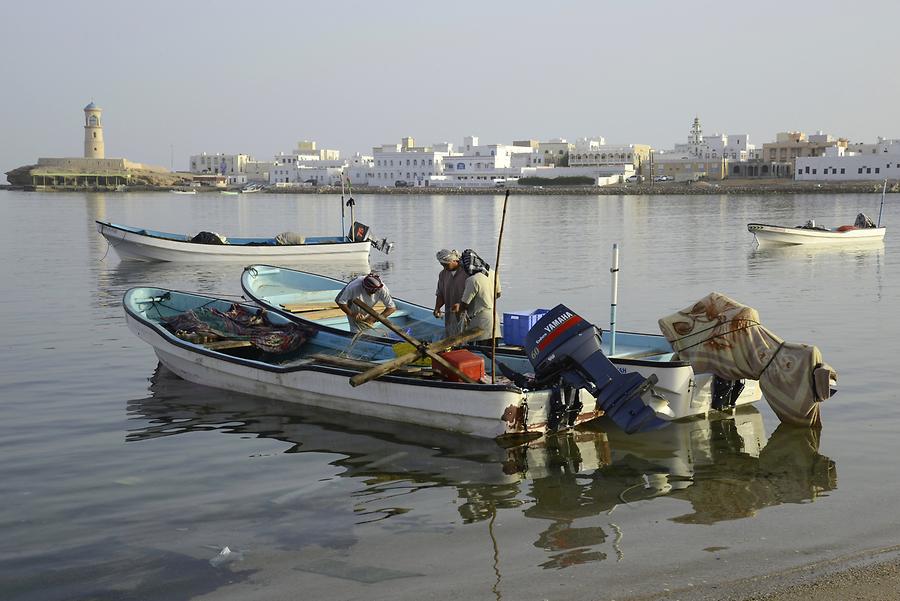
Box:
[349, 299, 483, 385]
[349, 328, 485, 387]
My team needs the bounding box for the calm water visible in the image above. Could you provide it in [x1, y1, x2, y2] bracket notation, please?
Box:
[1, 190, 898, 601]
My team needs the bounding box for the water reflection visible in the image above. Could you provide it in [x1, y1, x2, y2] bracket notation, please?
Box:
[129, 365, 836, 570]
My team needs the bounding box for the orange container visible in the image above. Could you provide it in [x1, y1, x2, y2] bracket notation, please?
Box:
[434, 349, 485, 382]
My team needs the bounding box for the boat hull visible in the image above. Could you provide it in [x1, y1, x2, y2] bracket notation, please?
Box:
[748, 223, 886, 246]
[123, 291, 602, 440]
[98, 221, 371, 262]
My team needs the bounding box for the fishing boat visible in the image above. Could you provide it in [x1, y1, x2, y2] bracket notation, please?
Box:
[171, 189, 197, 195]
[122, 287, 674, 439]
[96, 221, 378, 263]
[748, 179, 888, 246]
[747, 220, 885, 246]
[240, 264, 763, 421]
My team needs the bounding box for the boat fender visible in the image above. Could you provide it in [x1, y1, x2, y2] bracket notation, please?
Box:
[836, 225, 857, 232]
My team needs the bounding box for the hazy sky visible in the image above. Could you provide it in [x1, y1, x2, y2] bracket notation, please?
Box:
[2, 0, 898, 174]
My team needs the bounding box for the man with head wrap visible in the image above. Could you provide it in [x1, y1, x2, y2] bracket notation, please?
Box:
[433, 249, 466, 337]
[452, 249, 502, 344]
[335, 272, 396, 333]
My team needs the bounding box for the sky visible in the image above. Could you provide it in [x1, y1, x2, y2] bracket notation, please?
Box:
[2, 0, 899, 174]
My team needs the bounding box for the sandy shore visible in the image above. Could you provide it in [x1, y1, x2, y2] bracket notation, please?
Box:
[625, 547, 900, 601]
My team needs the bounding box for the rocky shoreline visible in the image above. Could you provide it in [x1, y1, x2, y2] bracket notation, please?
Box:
[3, 179, 895, 196]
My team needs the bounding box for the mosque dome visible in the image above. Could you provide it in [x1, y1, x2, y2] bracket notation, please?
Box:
[84, 101, 100, 111]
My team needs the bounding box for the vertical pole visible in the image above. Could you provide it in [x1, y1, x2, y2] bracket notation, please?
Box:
[878, 178, 887, 228]
[609, 243, 619, 356]
[348, 176, 356, 238]
[491, 189, 510, 384]
[340, 174, 346, 237]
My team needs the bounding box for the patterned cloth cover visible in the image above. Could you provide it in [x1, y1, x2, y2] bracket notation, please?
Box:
[658, 292, 836, 427]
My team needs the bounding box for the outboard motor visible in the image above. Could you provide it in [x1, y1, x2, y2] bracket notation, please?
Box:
[525, 304, 672, 434]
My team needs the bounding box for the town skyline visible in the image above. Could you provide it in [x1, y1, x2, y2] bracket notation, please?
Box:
[2, 1, 899, 175]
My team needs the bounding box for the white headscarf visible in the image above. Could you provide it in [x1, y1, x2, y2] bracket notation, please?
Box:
[436, 249, 460, 265]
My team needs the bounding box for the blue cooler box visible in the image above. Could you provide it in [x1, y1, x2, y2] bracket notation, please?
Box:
[503, 309, 549, 347]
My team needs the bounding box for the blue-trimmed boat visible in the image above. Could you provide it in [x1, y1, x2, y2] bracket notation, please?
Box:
[240, 265, 763, 421]
[96, 221, 373, 263]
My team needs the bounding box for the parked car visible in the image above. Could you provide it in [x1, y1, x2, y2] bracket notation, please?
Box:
[626, 175, 643, 183]
[653, 175, 670, 182]
[395, 180, 410, 187]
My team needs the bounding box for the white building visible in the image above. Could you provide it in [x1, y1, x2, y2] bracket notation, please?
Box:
[189, 153, 252, 176]
[537, 138, 574, 165]
[795, 138, 900, 181]
[438, 136, 534, 185]
[672, 117, 756, 161]
[371, 137, 452, 186]
[343, 153, 375, 186]
[268, 140, 345, 185]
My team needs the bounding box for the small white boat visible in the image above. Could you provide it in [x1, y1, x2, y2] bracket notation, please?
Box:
[240, 265, 763, 421]
[171, 189, 197, 195]
[123, 287, 674, 439]
[748, 220, 885, 246]
[96, 221, 375, 263]
[750, 181, 888, 246]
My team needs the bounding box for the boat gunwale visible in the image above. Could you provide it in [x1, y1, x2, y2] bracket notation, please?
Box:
[97, 220, 363, 248]
[240, 264, 693, 368]
[123, 287, 524, 394]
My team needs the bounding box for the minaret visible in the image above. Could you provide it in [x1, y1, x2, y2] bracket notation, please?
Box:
[83, 101, 105, 159]
[688, 116, 702, 157]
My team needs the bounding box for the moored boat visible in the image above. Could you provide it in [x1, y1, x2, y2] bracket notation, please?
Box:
[123, 288, 673, 439]
[747, 220, 885, 246]
[96, 221, 377, 263]
[240, 264, 763, 421]
[749, 181, 888, 246]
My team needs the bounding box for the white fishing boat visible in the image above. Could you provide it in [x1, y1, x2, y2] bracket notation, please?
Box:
[749, 179, 888, 246]
[96, 221, 378, 263]
[123, 288, 679, 439]
[171, 189, 197, 195]
[747, 220, 885, 246]
[240, 264, 764, 421]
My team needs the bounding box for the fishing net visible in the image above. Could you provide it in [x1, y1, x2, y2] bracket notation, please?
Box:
[161, 303, 313, 354]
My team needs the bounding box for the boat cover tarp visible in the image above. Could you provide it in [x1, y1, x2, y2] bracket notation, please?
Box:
[161, 303, 313, 354]
[658, 292, 836, 427]
[275, 231, 306, 245]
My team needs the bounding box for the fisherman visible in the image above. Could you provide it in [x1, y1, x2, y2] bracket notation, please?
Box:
[433, 248, 467, 338]
[335, 272, 396, 333]
[452, 249, 501, 345]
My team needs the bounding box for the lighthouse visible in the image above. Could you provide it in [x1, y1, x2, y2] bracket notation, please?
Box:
[83, 101, 105, 159]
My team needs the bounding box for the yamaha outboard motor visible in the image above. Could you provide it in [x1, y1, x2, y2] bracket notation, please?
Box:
[525, 304, 671, 434]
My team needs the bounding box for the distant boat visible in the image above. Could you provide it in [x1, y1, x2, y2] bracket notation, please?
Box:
[96, 221, 374, 263]
[172, 189, 196, 195]
[240, 184, 264, 193]
[220, 190, 240, 195]
[747, 221, 885, 246]
[749, 179, 888, 246]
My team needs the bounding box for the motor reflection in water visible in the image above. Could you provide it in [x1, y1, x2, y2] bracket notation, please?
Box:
[129, 364, 837, 571]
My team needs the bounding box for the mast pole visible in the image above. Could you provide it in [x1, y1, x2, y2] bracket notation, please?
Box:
[878, 178, 887, 228]
[490, 189, 510, 384]
[609, 243, 619, 356]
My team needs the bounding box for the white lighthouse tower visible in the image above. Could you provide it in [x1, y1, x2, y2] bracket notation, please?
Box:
[83, 101, 105, 159]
